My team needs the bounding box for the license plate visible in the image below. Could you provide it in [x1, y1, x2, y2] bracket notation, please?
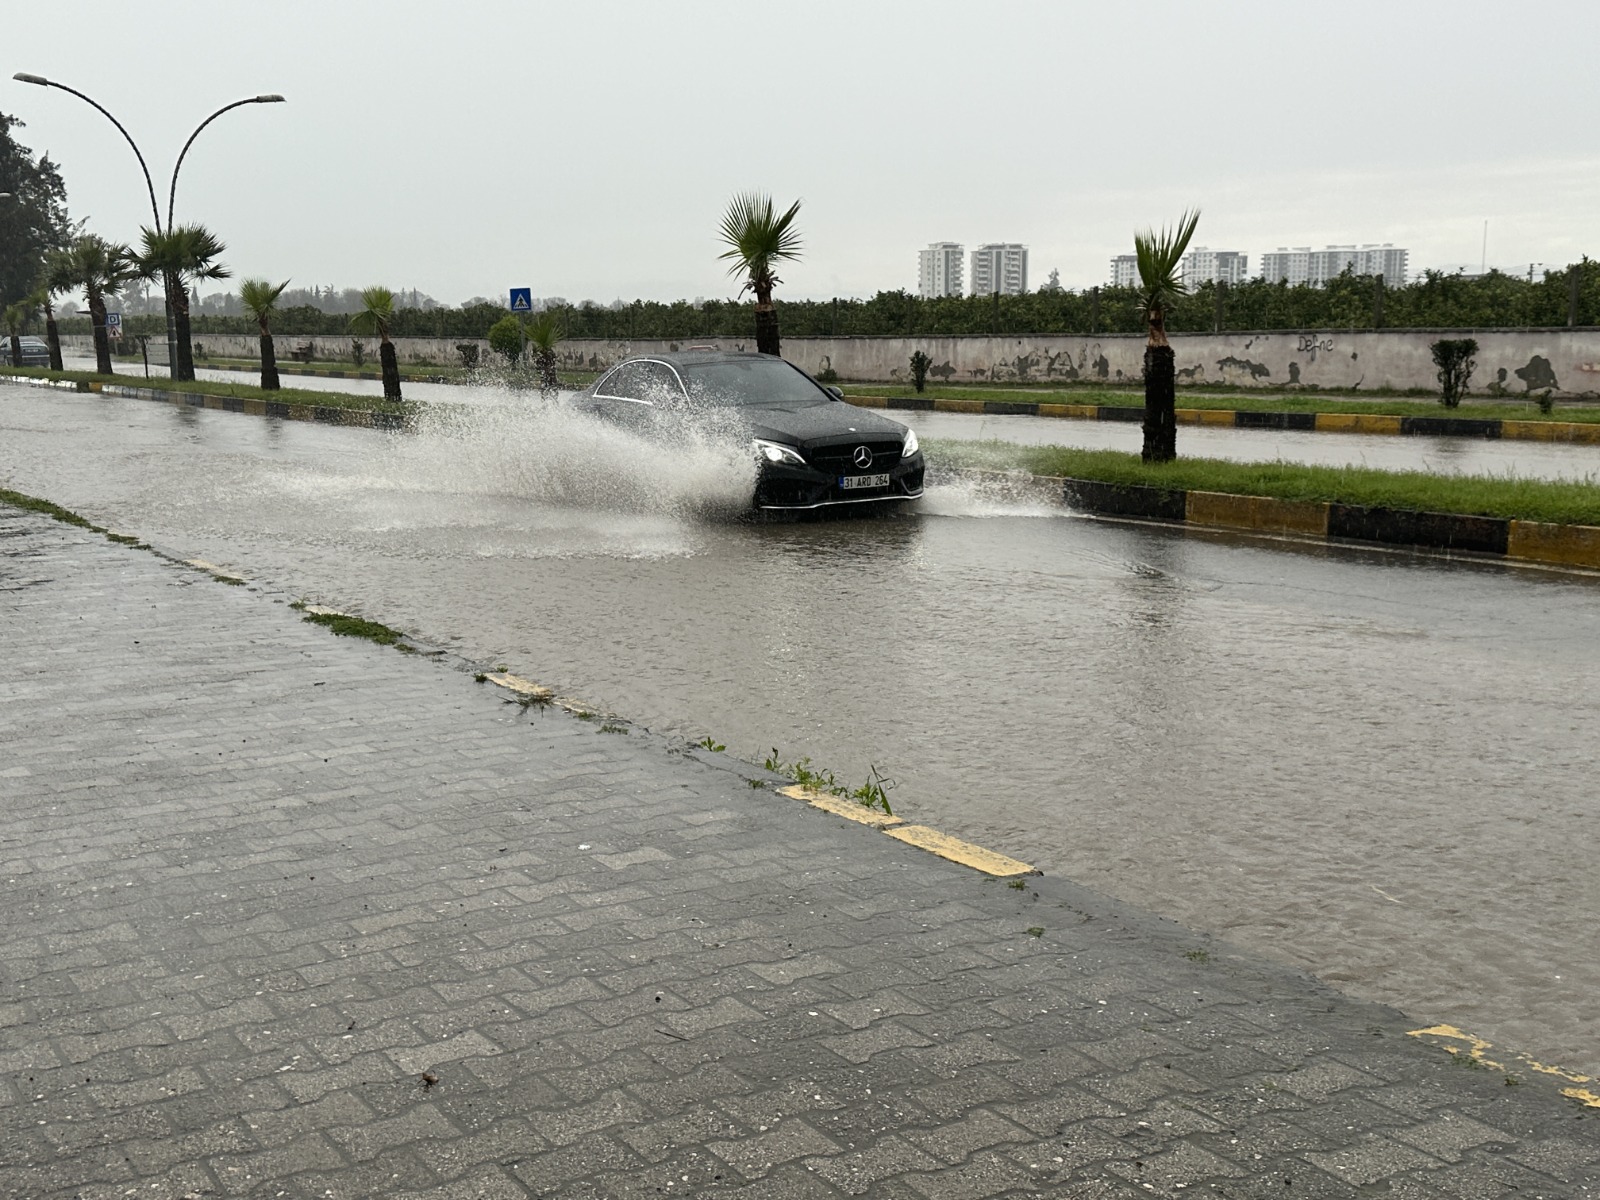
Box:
[839, 473, 891, 490]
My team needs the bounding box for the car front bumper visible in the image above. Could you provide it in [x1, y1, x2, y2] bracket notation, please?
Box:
[754, 453, 926, 511]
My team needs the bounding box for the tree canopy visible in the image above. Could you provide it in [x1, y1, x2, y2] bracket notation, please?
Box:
[0, 111, 73, 308]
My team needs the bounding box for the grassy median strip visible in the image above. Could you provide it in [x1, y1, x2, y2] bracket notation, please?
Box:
[930, 440, 1600, 527]
[852, 383, 1600, 423]
[1, 366, 389, 412]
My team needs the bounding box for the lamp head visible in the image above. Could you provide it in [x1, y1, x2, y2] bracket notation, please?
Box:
[13, 73, 50, 85]
[255, 94, 286, 103]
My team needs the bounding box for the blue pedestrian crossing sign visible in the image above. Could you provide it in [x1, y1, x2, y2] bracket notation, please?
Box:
[509, 288, 532, 312]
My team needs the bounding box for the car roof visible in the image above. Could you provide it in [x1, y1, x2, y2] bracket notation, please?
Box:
[616, 349, 782, 369]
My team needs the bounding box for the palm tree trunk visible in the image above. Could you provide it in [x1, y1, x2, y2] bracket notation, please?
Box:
[752, 283, 781, 356]
[379, 335, 402, 401]
[45, 309, 63, 371]
[172, 277, 195, 382]
[259, 323, 280, 391]
[8, 335, 20, 369]
[1141, 343, 1177, 462]
[88, 292, 113, 376]
[1141, 303, 1176, 461]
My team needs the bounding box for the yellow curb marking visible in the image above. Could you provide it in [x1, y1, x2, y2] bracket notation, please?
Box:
[1506, 519, 1600, 570]
[183, 558, 246, 583]
[1408, 1023, 1598, 1107]
[485, 672, 554, 700]
[1177, 408, 1236, 427]
[884, 824, 1036, 877]
[777, 784, 904, 829]
[1186, 490, 1330, 538]
[1036, 403, 1100, 420]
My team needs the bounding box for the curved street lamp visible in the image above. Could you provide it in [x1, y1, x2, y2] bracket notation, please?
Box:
[12, 73, 285, 378]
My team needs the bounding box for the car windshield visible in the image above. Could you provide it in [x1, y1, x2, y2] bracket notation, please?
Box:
[680, 359, 828, 408]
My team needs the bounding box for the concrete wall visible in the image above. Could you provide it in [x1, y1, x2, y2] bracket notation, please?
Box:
[61, 329, 1600, 396]
[558, 330, 1600, 397]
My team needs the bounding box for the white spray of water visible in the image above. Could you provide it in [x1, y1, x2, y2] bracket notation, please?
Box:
[367, 387, 761, 518]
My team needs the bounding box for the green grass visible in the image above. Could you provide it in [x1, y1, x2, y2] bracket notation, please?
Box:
[1, 366, 394, 412]
[931, 439, 1600, 527]
[0, 487, 96, 529]
[289, 603, 406, 646]
[849, 383, 1600, 423]
[179, 355, 472, 381]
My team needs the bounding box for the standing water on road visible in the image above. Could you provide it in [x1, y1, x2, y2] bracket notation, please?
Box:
[3, 379, 1599, 1079]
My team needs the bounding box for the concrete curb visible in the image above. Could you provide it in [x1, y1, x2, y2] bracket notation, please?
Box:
[1054, 475, 1600, 570]
[848, 393, 1600, 443]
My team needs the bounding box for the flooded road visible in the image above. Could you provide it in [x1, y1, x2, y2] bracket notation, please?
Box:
[4, 380, 1599, 1078]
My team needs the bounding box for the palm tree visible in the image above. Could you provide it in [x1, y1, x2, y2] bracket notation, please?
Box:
[525, 309, 565, 395]
[1134, 209, 1200, 463]
[239, 278, 290, 390]
[2, 300, 28, 370]
[59, 235, 136, 375]
[134, 223, 230, 382]
[717, 192, 802, 356]
[38, 252, 73, 370]
[348, 285, 401, 401]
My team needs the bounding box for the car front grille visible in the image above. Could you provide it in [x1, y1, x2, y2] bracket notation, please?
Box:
[808, 439, 906, 474]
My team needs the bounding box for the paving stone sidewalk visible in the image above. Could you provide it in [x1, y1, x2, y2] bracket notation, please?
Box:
[1, 508, 1595, 1199]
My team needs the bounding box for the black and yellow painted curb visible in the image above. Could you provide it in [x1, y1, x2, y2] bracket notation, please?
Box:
[846, 394, 1600, 444]
[1058, 476, 1600, 571]
[8, 374, 408, 430]
[195, 362, 455, 384]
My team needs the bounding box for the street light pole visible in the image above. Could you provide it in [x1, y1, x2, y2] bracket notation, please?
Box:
[168, 95, 284, 230]
[12, 75, 285, 381]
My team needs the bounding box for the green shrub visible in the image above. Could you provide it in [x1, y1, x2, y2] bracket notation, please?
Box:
[909, 350, 932, 393]
[488, 315, 524, 366]
[1430, 337, 1478, 408]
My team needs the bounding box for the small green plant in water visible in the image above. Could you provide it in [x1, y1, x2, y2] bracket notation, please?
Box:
[1007, 879, 1027, 890]
[1185, 949, 1210, 963]
[599, 723, 628, 734]
[1026, 927, 1044, 938]
[473, 672, 488, 683]
[573, 710, 594, 721]
[299, 609, 403, 646]
[764, 748, 896, 816]
[697, 736, 726, 753]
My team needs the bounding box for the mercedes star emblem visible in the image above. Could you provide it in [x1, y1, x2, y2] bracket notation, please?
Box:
[852, 445, 873, 469]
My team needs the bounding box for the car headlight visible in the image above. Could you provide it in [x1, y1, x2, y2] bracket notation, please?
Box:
[901, 427, 920, 458]
[753, 438, 807, 466]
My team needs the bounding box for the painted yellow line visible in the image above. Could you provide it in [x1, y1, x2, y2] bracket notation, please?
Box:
[1506, 520, 1600, 570]
[884, 824, 1036, 877]
[485, 671, 554, 700]
[1035, 403, 1099, 420]
[1186, 491, 1331, 537]
[1501, 419, 1600, 444]
[184, 558, 246, 582]
[1315, 412, 1404, 436]
[1176, 408, 1236, 427]
[777, 784, 903, 828]
[1408, 1023, 1598, 1107]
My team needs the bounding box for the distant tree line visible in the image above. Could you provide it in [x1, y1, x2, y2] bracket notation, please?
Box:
[54, 263, 1600, 342]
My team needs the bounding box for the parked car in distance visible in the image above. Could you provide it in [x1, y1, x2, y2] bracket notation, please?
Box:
[0, 336, 51, 367]
[575, 350, 925, 513]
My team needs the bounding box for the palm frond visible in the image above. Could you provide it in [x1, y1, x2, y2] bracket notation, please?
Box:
[717, 192, 803, 289]
[526, 308, 564, 353]
[132, 223, 229, 283]
[1133, 208, 1201, 314]
[239, 278, 290, 319]
[348, 285, 396, 336]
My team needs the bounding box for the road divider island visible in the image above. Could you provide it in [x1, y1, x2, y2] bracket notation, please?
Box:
[7, 367, 1599, 571]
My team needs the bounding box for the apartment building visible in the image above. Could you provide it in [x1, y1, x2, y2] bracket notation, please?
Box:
[1261, 244, 1409, 286]
[971, 243, 1028, 296]
[917, 242, 965, 298]
[1181, 247, 1250, 287]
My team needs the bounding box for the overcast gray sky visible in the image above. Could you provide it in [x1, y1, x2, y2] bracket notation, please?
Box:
[9, 0, 1598, 305]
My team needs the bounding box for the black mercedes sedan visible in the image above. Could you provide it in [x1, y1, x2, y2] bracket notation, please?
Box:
[576, 350, 924, 512]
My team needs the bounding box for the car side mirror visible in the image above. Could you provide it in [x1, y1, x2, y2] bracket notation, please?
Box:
[825, 385, 843, 400]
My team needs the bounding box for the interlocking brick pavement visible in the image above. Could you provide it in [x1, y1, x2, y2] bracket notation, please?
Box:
[2, 508, 1596, 1198]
